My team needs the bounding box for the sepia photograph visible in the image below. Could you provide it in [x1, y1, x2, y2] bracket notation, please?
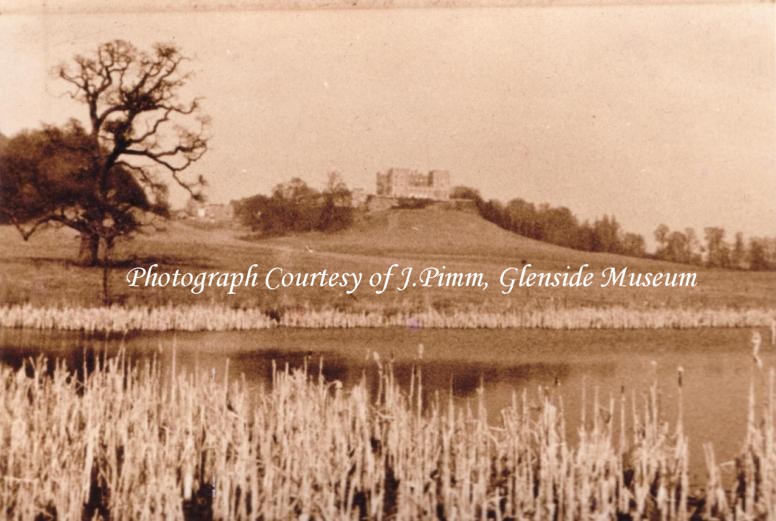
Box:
[0, 0, 775, 518]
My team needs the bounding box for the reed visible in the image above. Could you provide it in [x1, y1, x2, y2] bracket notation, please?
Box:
[0, 303, 774, 333]
[2, 350, 776, 520]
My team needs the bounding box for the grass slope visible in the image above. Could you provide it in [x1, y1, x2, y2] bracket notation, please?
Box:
[0, 209, 773, 310]
[272, 209, 677, 270]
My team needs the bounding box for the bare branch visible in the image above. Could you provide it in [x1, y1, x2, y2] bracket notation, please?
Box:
[2, 40, 209, 261]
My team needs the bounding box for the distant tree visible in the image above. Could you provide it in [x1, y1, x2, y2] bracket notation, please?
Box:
[477, 199, 507, 231]
[764, 238, 776, 269]
[653, 225, 707, 264]
[654, 224, 670, 252]
[269, 177, 322, 231]
[450, 185, 482, 201]
[731, 232, 746, 269]
[654, 225, 694, 263]
[541, 206, 579, 247]
[591, 215, 622, 253]
[1, 40, 209, 267]
[318, 172, 353, 232]
[748, 238, 772, 271]
[684, 228, 704, 265]
[272, 177, 317, 203]
[323, 171, 351, 206]
[576, 221, 596, 251]
[705, 227, 731, 268]
[505, 198, 539, 239]
[234, 194, 283, 235]
[666, 231, 693, 263]
[621, 232, 646, 258]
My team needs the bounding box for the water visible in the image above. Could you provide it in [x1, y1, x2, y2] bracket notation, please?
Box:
[0, 326, 770, 484]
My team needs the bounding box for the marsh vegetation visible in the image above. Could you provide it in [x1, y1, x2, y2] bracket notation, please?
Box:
[2, 343, 776, 520]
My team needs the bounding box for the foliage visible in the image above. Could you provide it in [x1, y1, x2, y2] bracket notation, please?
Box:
[748, 237, 776, 271]
[704, 226, 731, 268]
[234, 174, 353, 236]
[451, 185, 647, 258]
[0, 120, 166, 238]
[0, 40, 208, 267]
[393, 197, 434, 209]
[655, 226, 702, 265]
[449, 185, 773, 270]
[654, 224, 776, 270]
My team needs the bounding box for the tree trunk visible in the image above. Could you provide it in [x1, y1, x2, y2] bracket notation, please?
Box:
[78, 233, 100, 266]
[101, 240, 113, 306]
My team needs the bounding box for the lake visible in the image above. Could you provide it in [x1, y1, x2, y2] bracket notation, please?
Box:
[0, 326, 771, 484]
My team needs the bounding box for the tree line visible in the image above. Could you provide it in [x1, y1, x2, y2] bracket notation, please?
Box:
[451, 186, 776, 270]
[232, 173, 354, 235]
[653, 225, 776, 270]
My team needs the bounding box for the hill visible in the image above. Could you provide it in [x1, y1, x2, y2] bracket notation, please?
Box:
[268, 209, 683, 271]
[0, 209, 773, 310]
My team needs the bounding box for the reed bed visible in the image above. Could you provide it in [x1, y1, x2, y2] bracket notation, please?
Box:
[0, 303, 774, 333]
[0, 304, 275, 333]
[1, 351, 776, 520]
[279, 307, 776, 332]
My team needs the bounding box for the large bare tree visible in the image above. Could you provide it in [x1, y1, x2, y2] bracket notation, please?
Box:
[2, 40, 209, 265]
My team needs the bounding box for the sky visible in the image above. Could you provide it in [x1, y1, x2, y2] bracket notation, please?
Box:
[0, 2, 775, 242]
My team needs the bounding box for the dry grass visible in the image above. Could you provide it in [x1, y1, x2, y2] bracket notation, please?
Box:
[2, 221, 774, 312]
[2, 347, 776, 520]
[0, 303, 774, 333]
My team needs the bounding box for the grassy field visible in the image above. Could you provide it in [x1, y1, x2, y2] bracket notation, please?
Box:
[1, 349, 775, 520]
[0, 209, 773, 311]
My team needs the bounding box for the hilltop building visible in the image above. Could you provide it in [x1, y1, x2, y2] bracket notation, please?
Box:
[375, 168, 450, 201]
[183, 199, 235, 222]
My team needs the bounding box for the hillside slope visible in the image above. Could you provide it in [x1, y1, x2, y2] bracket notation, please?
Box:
[268, 209, 685, 271]
[2, 211, 773, 309]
